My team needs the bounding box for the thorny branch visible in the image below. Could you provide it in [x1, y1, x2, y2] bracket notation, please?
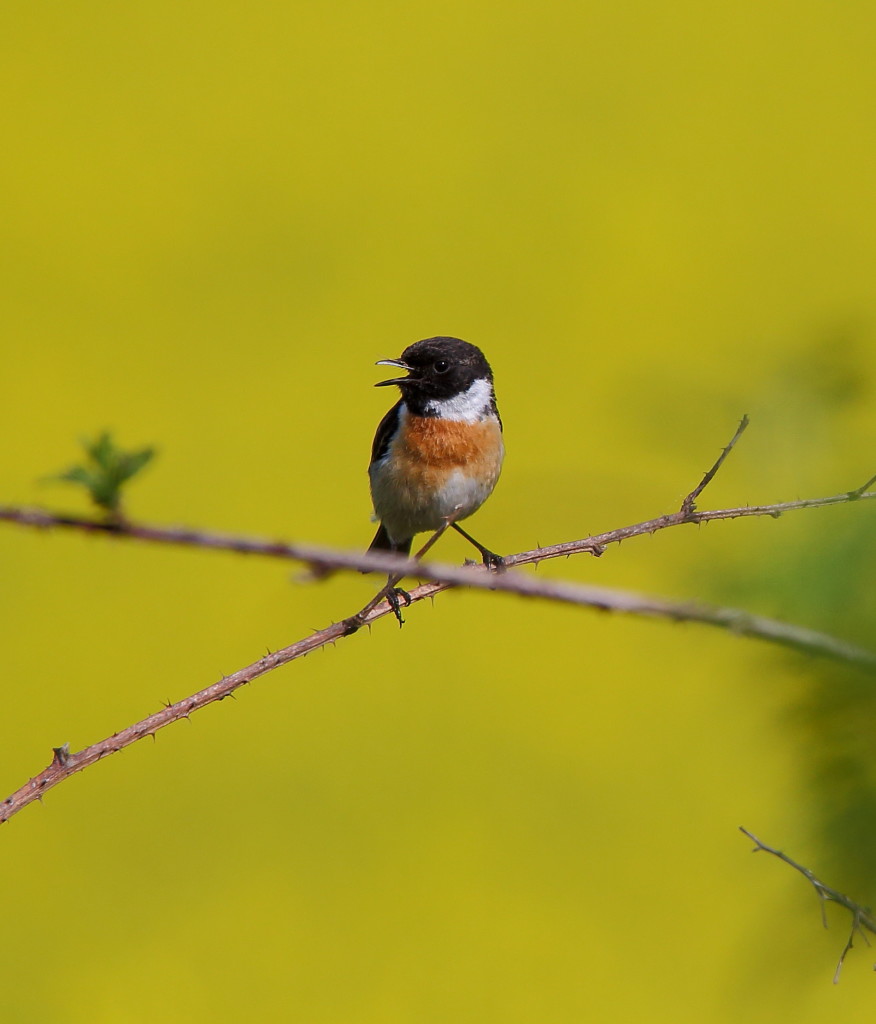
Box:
[3, 487, 875, 577]
[680, 413, 750, 515]
[1, 418, 875, 826]
[1, 417, 874, 573]
[740, 827, 876, 982]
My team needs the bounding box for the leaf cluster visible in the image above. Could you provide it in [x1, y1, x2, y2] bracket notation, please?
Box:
[48, 432, 155, 517]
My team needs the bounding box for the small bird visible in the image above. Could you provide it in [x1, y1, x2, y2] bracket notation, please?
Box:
[368, 337, 505, 593]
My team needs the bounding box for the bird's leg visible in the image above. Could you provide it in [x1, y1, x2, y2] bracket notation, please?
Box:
[380, 521, 453, 625]
[451, 522, 505, 571]
[357, 523, 451, 628]
[412, 520, 452, 560]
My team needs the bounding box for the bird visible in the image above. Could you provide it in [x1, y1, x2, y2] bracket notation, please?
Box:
[367, 337, 505, 621]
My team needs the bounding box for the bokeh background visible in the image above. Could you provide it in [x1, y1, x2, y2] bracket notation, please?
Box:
[2, 2, 876, 1020]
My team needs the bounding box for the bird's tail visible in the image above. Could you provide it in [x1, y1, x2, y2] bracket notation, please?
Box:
[364, 524, 411, 570]
[305, 525, 413, 582]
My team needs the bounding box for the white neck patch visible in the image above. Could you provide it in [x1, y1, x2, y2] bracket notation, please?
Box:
[425, 377, 494, 423]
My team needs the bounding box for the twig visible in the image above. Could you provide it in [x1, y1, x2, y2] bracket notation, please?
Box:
[2, 422, 875, 827]
[0, 405, 871, 577]
[528, 484, 876, 564]
[740, 827, 876, 982]
[681, 414, 749, 515]
[2, 559, 875, 827]
[358, 570, 876, 668]
[2, 484, 874, 576]
[849, 473, 876, 500]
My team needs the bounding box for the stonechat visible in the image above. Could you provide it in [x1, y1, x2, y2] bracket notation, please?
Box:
[368, 337, 505, 579]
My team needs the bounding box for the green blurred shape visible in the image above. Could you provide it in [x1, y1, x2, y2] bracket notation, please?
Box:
[46, 431, 155, 518]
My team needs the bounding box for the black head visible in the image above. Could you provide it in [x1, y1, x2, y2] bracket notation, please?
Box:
[375, 337, 494, 406]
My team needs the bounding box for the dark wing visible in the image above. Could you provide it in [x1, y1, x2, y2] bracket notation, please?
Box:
[492, 398, 503, 432]
[370, 399, 402, 465]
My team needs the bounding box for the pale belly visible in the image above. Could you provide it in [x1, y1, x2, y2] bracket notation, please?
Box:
[369, 415, 504, 543]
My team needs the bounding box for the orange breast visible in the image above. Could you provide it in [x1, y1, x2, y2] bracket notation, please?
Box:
[394, 415, 504, 483]
[370, 412, 504, 536]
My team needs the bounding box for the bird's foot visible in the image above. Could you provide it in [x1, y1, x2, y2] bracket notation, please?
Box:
[481, 549, 505, 572]
[385, 585, 412, 627]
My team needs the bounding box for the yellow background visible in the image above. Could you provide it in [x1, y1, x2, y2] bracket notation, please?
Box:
[2, 2, 876, 1020]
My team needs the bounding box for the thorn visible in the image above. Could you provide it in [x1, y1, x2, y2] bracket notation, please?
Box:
[52, 743, 71, 767]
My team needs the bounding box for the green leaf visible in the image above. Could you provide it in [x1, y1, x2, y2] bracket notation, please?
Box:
[116, 447, 156, 484]
[44, 432, 157, 516]
[84, 431, 115, 470]
[54, 466, 95, 487]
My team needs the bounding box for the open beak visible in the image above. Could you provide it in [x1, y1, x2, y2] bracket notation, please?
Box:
[374, 358, 414, 387]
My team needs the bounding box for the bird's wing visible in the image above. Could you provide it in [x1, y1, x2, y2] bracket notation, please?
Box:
[370, 399, 403, 464]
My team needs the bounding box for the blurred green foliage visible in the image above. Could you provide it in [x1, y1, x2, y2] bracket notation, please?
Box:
[708, 340, 876, 905]
[47, 432, 155, 517]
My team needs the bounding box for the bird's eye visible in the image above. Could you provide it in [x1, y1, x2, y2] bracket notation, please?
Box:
[435, 359, 450, 373]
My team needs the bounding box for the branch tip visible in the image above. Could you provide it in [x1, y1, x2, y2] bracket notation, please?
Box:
[681, 414, 750, 515]
[740, 826, 876, 980]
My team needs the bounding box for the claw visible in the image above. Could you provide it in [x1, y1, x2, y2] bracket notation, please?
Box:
[385, 586, 411, 626]
[481, 550, 505, 572]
